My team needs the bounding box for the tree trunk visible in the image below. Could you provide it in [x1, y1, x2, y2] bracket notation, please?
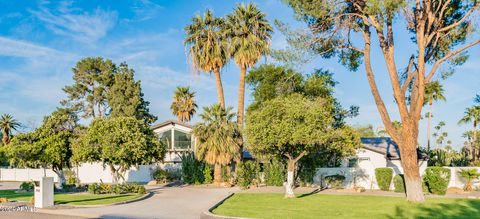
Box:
[473, 121, 477, 161]
[427, 100, 432, 152]
[399, 135, 425, 202]
[214, 163, 222, 185]
[213, 67, 225, 108]
[1, 130, 8, 145]
[237, 65, 247, 126]
[54, 169, 66, 189]
[109, 164, 119, 183]
[285, 158, 296, 198]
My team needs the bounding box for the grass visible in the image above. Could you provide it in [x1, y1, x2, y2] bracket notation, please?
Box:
[212, 193, 480, 219]
[0, 190, 143, 205]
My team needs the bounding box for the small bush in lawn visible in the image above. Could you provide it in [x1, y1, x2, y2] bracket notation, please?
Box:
[19, 181, 34, 192]
[264, 159, 285, 186]
[203, 165, 213, 184]
[324, 174, 345, 189]
[424, 167, 451, 195]
[375, 168, 393, 191]
[237, 161, 258, 189]
[393, 174, 405, 193]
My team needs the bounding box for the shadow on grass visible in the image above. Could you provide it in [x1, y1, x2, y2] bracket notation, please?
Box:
[54, 194, 132, 205]
[386, 199, 480, 219]
[297, 188, 325, 198]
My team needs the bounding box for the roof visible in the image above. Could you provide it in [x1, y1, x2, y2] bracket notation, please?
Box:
[151, 120, 193, 130]
[361, 137, 427, 160]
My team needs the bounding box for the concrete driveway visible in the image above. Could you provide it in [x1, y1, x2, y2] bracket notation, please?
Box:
[38, 185, 238, 219]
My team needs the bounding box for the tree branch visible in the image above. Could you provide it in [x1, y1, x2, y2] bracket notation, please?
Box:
[437, 5, 478, 33]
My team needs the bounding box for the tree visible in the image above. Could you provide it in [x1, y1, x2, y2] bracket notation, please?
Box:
[424, 81, 446, 152]
[5, 108, 78, 187]
[225, 3, 273, 126]
[245, 94, 359, 198]
[458, 168, 480, 191]
[283, 0, 479, 202]
[458, 104, 480, 161]
[184, 9, 228, 107]
[170, 86, 198, 123]
[62, 57, 115, 119]
[353, 125, 378, 138]
[74, 117, 165, 182]
[0, 114, 21, 145]
[192, 104, 242, 184]
[107, 63, 157, 124]
[433, 121, 449, 148]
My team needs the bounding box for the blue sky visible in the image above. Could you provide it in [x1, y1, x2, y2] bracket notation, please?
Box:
[0, 0, 478, 149]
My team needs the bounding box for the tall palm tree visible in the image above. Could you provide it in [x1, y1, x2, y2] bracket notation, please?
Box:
[192, 104, 242, 184]
[424, 81, 446, 152]
[458, 105, 480, 161]
[170, 86, 198, 123]
[226, 3, 273, 126]
[0, 114, 21, 145]
[184, 9, 228, 107]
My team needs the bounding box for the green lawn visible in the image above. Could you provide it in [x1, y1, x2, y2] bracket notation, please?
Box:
[0, 190, 143, 205]
[212, 193, 480, 219]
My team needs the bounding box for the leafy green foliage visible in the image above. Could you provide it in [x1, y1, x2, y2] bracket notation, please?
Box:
[458, 168, 480, 191]
[424, 167, 451, 195]
[394, 174, 406, 193]
[324, 174, 345, 189]
[181, 153, 205, 184]
[19, 181, 34, 192]
[237, 161, 259, 189]
[88, 183, 146, 195]
[203, 165, 213, 184]
[151, 168, 169, 183]
[375, 168, 393, 191]
[264, 159, 285, 186]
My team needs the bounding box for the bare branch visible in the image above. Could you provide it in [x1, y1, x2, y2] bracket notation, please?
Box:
[401, 55, 417, 93]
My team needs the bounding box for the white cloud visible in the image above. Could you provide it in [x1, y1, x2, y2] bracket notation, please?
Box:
[0, 36, 63, 58]
[130, 0, 163, 22]
[29, 3, 118, 43]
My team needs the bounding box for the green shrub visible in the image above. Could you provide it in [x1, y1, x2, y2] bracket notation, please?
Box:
[19, 181, 34, 192]
[424, 167, 451, 195]
[203, 165, 213, 184]
[393, 174, 405, 193]
[264, 159, 285, 186]
[88, 183, 101, 194]
[88, 182, 146, 194]
[324, 174, 345, 189]
[237, 161, 259, 189]
[64, 169, 78, 185]
[151, 168, 169, 183]
[375, 168, 393, 191]
[181, 153, 205, 184]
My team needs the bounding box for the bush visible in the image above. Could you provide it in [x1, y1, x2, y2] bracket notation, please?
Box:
[203, 165, 213, 184]
[88, 182, 146, 194]
[88, 183, 101, 194]
[393, 174, 405, 193]
[151, 168, 169, 183]
[181, 153, 205, 184]
[264, 159, 285, 186]
[64, 169, 78, 185]
[19, 181, 34, 192]
[375, 168, 393, 191]
[324, 174, 345, 189]
[424, 167, 451, 195]
[237, 161, 259, 189]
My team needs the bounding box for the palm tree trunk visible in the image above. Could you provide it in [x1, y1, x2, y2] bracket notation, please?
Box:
[427, 100, 433, 152]
[237, 65, 247, 126]
[473, 121, 477, 161]
[213, 67, 225, 108]
[1, 130, 8, 145]
[214, 163, 222, 185]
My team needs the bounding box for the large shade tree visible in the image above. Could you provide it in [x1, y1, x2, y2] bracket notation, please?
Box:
[184, 9, 228, 107]
[192, 104, 242, 184]
[0, 114, 21, 145]
[225, 3, 273, 126]
[170, 86, 198, 123]
[283, 0, 480, 202]
[424, 81, 446, 152]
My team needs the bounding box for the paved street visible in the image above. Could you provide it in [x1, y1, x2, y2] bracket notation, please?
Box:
[30, 185, 238, 219]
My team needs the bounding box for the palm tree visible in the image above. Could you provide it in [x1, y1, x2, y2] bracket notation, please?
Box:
[0, 114, 21, 145]
[424, 81, 446, 152]
[192, 104, 242, 184]
[225, 3, 273, 126]
[458, 168, 480, 191]
[170, 87, 198, 123]
[184, 9, 228, 107]
[458, 105, 480, 161]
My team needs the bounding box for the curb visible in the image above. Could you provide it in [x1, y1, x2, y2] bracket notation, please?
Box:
[62, 191, 153, 208]
[200, 192, 252, 219]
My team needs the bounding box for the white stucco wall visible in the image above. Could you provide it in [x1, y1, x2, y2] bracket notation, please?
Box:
[0, 168, 59, 182]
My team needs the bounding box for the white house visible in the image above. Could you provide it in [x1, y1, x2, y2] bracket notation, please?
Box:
[152, 120, 195, 164]
[315, 138, 429, 190]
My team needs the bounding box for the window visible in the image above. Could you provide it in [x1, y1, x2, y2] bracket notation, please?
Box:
[174, 130, 191, 150]
[158, 130, 172, 149]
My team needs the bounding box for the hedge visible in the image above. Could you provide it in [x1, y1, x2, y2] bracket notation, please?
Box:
[375, 168, 393, 191]
[424, 167, 451, 195]
[324, 174, 345, 189]
[393, 174, 405, 193]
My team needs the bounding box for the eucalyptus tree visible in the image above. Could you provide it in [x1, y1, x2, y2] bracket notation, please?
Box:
[0, 114, 21, 145]
[62, 57, 115, 119]
[192, 104, 242, 184]
[283, 0, 479, 202]
[184, 9, 228, 107]
[225, 3, 273, 125]
[170, 86, 198, 123]
[424, 81, 446, 152]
